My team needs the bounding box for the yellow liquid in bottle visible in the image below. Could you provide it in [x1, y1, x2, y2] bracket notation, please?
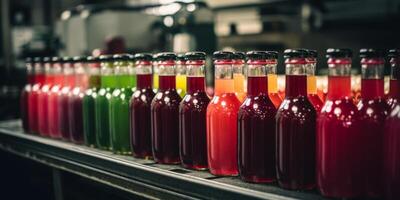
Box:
[233, 73, 246, 102]
[153, 74, 159, 90]
[267, 74, 278, 93]
[307, 75, 317, 94]
[176, 74, 187, 98]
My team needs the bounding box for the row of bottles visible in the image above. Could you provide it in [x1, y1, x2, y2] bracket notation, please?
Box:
[20, 49, 400, 199]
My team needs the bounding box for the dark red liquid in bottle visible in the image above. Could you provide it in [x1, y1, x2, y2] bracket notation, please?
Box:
[358, 78, 389, 198]
[179, 76, 210, 170]
[37, 72, 55, 136]
[28, 74, 45, 134]
[130, 74, 155, 158]
[276, 75, 316, 190]
[68, 90, 84, 144]
[384, 102, 400, 200]
[21, 73, 34, 132]
[238, 76, 276, 183]
[317, 76, 363, 198]
[387, 79, 399, 108]
[48, 73, 63, 138]
[59, 74, 74, 141]
[151, 75, 182, 164]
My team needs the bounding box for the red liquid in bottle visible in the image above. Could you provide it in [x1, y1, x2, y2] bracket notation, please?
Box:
[151, 75, 182, 164]
[238, 76, 276, 183]
[179, 76, 210, 170]
[384, 102, 400, 200]
[59, 72, 74, 140]
[387, 79, 399, 108]
[48, 68, 63, 138]
[37, 67, 55, 136]
[276, 74, 316, 189]
[130, 74, 155, 158]
[317, 76, 363, 198]
[28, 72, 45, 134]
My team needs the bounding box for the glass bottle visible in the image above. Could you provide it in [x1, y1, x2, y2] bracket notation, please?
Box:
[357, 49, 389, 198]
[387, 49, 400, 108]
[28, 57, 44, 134]
[176, 54, 187, 98]
[109, 54, 135, 155]
[306, 49, 324, 112]
[276, 49, 316, 190]
[151, 52, 182, 164]
[130, 53, 154, 159]
[21, 58, 34, 132]
[317, 49, 363, 198]
[233, 52, 246, 102]
[58, 57, 74, 140]
[47, 57, 63, 138]
[179, 52, 210, 170]
[207, 51, 241, 176]
[238, 51, 277, 183]
[383, 49, 400, 200]
[68, 56, 87, 144]
[95, 55, 115, 150]
[83, 56, 101, 147]
[37, 57, 53, 136]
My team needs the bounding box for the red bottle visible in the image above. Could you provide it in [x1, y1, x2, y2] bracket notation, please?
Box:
[357, 49, 389, 198]
[21, 58, 34, 132]
[387, 49, 400, 108]
[207, 51, 241, 176]
[58, 57, 74, 141]
[305, 49, 324, 112]
[238, 51, 277, 183]
[179, 52, 210, 170]
[37, 57, 54, 136]
[151, 53, 182, 164]
[47, 57, 63, 138]
[28, 57, 44, 134]
[130, 53, 155, 159]
[68, 56, 87, 144]
[276, 49, 316, 190]
[317, 49, 362, 198]
[383, 49, 400, 200]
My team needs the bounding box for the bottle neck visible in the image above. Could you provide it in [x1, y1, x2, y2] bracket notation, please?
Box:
[214, 60, 234, 94]
[285, 58, 307, 97]
[306, 59, 317, 94]
[327, 58, 352, 99]
[247, 60, 268, 95]
[186, 60, 205, 93]
[158, 61, 176, 90]
[361, 58, 385, 98]
[136, 62, 153, 89]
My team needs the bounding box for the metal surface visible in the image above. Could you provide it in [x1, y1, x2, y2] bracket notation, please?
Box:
[0, 120, 325, 200]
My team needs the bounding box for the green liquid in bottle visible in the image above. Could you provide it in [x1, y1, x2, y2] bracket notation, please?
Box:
[109, 73, 136, 155]
[83, 74, 100, 147]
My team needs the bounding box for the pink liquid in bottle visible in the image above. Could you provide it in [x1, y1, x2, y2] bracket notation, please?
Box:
[28, 58, 45, 134]
[151, 53, 182, 164]
[207, 52, 241, 176]
[238, 51, 277, 183]
[276, 49, 316, 190]
[179, 53, 209, 170]
[383, 50, 400, 200]
[317, 49, 363, 198]
[37, 57, 54, 136]
[47, 57, 63, 138]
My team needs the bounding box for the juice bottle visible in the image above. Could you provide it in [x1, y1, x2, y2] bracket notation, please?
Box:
[68, 56, 88, 144]
[21, 58, 34, 132]
[266, 51, 282, 108]
[176, 54, 187, 98]
[383, 49, 400, 200]
[109, 54, 135, 155]
[58, 57, 74, 140]
[238, 51, 277, 183]
[179, 52, 210, 170]
[37, 57, 54, 136]
[317, 49, 363, 198]
[28, 57, 44, 134]
[95, 55, 115, 150]
[207, 51, 241, 176]
[83, 56, 101, 147]
[233, 52, 246, 102]
[130, 53, 154, 159]
[357, 48, 389, 198]
[387, 49, 400, 108]
[276, 49, 316, 190]
[151, 52, 182, 164]
[47, 57, 63, 138]
[306, 49, 324, 112]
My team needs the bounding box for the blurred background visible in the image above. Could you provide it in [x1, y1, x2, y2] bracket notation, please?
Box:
[1, 0, 400, 120]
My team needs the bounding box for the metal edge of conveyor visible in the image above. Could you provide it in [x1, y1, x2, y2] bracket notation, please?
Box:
[0, 122, 301, 200]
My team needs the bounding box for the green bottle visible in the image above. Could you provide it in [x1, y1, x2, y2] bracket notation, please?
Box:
[109, 54, 136, 155]
[82, 56, 101, 147]
[94, 55, 116, 150]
